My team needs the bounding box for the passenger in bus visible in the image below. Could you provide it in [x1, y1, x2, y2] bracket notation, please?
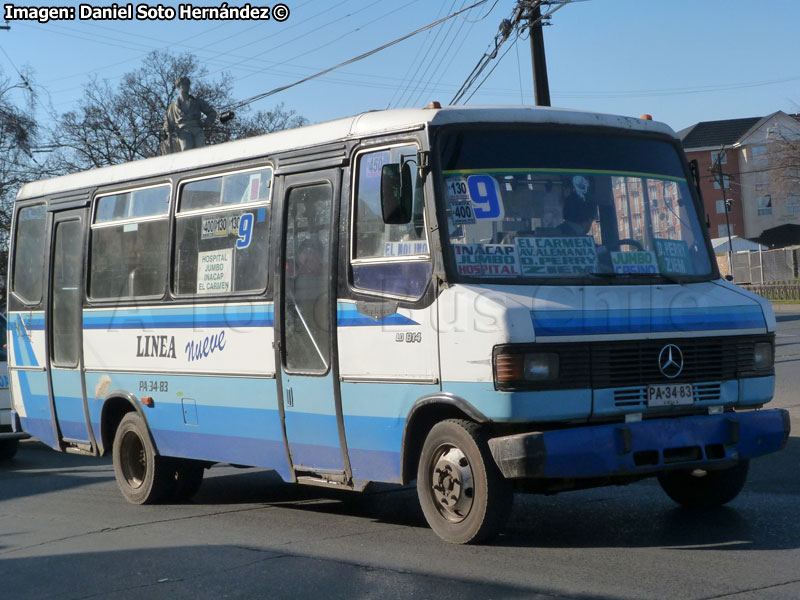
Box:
[163, 76, 217, 152]
[297, 238, 324, 276]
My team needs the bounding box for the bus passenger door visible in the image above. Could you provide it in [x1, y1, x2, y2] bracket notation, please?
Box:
[277, 169, 347, 480]
[47, 208, 95, 452]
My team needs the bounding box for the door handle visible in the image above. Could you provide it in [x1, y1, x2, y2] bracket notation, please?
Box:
[286, 387, 294, 407]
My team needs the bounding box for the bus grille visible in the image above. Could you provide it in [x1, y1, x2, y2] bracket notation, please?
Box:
[494, 335, 772, 391]
[591, 337, 763, 388]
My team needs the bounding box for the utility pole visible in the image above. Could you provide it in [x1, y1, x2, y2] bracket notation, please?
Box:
[527, 1, 551, 106]
[711, 145, 734, 275]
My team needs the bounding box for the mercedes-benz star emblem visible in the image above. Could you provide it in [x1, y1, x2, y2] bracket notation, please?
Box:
[658, 344, 684, 379]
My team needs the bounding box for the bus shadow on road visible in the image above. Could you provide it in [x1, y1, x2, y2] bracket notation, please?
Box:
[0, 545, 618, 600]
[6, 438, 799, 552]
[0, 441, 115, 502]
[194, 437, 800, 551]
[495, 436, 800, 550]
[194, 467, 428, 529]
[775, 313, 800, 323]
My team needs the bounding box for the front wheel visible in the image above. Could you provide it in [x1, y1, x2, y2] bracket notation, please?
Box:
[112, 412, 174, 505]
[658, 460, 750, 508]
[417, 419, 512, 544]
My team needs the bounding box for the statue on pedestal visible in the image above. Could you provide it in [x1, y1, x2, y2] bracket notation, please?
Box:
[161, 76, 217, 154]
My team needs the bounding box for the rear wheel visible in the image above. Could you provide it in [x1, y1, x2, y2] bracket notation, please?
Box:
[658, 460, 749, 508]
[0, 439, 19, 461]
[112, 412, 173, 504]
[416, 419, 512, 544]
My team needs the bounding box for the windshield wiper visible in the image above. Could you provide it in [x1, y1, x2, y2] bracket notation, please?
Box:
[586, 272, 684, 285]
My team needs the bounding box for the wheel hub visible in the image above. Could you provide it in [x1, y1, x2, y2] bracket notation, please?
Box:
[120, 431, 146, 489]
[430, 446, 474, 522]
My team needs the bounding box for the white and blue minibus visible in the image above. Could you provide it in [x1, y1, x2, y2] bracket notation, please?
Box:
[7, 106, 788, 543]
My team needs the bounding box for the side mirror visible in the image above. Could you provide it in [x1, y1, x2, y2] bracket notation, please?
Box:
[725, 274, 734, 282]
[380, 162, 413, 225]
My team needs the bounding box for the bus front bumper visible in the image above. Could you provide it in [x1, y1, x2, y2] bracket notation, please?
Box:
[488, 409, 790, 480]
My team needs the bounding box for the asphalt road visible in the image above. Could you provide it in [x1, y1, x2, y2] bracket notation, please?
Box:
[2, 307, 800, 600]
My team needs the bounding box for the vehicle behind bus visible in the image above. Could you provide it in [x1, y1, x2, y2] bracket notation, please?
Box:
[7, 106, 789, 543]
[1, 313, 28, 460]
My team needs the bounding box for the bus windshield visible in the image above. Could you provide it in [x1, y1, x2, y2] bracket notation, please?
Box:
[438, 129, 714, 283]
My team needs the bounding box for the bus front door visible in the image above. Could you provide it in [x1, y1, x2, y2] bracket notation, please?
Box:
[47, 208, 95, 452]
[277, 170, 349, 481]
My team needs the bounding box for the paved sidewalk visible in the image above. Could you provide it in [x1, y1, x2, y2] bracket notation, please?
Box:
[771, 302, 800, 313]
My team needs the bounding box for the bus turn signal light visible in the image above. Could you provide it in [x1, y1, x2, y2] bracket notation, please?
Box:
[495, 354, 524, 382]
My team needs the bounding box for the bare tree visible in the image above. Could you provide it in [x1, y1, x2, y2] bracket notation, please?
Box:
[50, 50, 308, 172]
[768, 116, 800, 191]
[0, 67, 53, 303]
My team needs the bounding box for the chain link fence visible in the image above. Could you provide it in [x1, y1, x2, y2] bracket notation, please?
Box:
[719, 246, 800, 302]
[740, 281, 800, 301]
[725, 246, 800, 284]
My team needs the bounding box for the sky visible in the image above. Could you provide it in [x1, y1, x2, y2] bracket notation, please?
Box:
[1, 0, 799, 138]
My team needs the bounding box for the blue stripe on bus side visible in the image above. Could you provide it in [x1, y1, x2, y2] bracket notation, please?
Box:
[9, 313, 46, 330]
[16, 370, 59, 448]
[9, 314, 39, 367]
[50, 370, 90, 441]
[83, 372, 291, 476]
[442, 381, 592, 422]
[340, 381, 439, 483]
[150, 428, 291, 480]
[18, 417, 57, 447]
[284, 408, 343, 471]
[531, 306, 765, 336]
[343, 414, 403, 483]
[337, 304, 419, 327]
[83, 305, 275, 330]
[81, 303, 417, 330]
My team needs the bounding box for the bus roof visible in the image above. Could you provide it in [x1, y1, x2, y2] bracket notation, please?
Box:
[17, 105, 678, 201]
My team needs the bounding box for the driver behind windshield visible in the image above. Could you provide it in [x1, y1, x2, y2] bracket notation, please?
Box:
[556, 195, 597, 237]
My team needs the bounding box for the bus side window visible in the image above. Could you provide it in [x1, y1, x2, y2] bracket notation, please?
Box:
[90, 185, 171, 300]
[11, 204, 47, 305]
[174, 167, 272, 296]
[351, 145, 431, 299]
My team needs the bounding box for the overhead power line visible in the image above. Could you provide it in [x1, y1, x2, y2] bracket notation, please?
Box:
[221, 0, 490, 113]
[462, 32, 521, 104]
[395, 0, 458, 109]
[450, 0, 577, 105]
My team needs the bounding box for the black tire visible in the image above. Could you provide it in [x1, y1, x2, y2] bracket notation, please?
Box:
[169, 459, 205, 502]
[416, 419, 512, 544]
[658, 460, 750, 508]
[0, 439, 19, 461]
[112, 412, 174, 505]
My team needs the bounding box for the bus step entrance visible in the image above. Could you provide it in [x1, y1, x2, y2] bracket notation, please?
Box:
[295, 467, 349, 487]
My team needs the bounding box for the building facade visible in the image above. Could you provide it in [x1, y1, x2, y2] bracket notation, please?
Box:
[680, 112, 800, 246]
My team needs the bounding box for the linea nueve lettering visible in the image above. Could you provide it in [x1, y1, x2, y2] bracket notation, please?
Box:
[136, 335, 177, 359]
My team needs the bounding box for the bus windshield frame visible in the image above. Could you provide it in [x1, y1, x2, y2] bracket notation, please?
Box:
[433, 124, 718, 286]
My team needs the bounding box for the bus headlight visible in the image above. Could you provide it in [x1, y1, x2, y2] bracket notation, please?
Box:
[524, 353, 559, 380]
[495, 352, 559, 384]
[753, 342, 774, 370]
